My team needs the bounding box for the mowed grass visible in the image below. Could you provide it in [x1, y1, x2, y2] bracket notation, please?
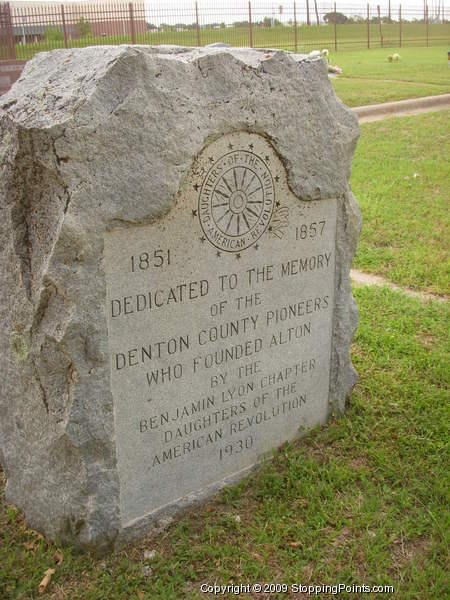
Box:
[14, 21, 450, 60]
[332, 46, 450, 84]
[331, 47, 450, 106]
[334, 77, 449, 107]
[351, 110, 450, 295]
[1, 285, 448, 599]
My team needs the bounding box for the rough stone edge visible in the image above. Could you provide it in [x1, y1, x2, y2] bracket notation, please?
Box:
[330, 190, 362, 416]
[0, 103, 122, 556]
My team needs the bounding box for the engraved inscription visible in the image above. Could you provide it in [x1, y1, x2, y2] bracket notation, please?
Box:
[105, 132, 337, 526]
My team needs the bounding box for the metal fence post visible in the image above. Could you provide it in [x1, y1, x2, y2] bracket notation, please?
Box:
[248, 1, 253, 48]
[399, 5, 402, 47]
[425, 4, 429, 47]
[195, 1, 200, 47]
[0, 2, 16, 60]
[129, 2, 136, 44]
[9, 1, 15, 60]
[377, 5, 383, 47]
[306, 0, 310, 26]
[61, 4, 68, 49]
[293, 1, 298, 52]
[333, 2, 337, 51]
[367, 4, 370, 49]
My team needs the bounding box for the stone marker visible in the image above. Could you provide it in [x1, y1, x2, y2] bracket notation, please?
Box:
[0, 45, 361, 552]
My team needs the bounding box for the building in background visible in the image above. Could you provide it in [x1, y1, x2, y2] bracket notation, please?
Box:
[9, 1, 147, 43]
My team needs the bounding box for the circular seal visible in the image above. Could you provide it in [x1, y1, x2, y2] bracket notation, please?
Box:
[198, 150, 275, 252]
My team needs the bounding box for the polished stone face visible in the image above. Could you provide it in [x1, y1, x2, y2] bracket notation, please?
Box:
[105, 132, 337, 525]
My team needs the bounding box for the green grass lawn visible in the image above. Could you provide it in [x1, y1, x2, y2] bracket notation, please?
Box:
[331, 46, 450, 84]
[331, 47, 450, 106]
[14, 21, 450, 61]
[1, 285, 448, 598]
[351, 110, 450, 295]
[333, 76, 449, 107]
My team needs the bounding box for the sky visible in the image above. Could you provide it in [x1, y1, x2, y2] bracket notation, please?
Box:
[13, 0, 441, 10]
[141, 1, 443, 26]
[11, 0, 446, 26]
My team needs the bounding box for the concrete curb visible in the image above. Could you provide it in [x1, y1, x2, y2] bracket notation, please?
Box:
[350, 269, 448, 303]
[353, 93, 450, 123]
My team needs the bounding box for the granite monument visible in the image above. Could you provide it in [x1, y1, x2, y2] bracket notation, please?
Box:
[0, 45, 361, 552]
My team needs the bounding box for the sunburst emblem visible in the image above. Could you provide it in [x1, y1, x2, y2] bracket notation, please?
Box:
[198, 150, 275, 252]
[212, 166, 265, 237]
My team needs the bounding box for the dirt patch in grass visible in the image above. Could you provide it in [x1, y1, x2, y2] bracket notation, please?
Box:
[390, 536, 431, 573]
[416, 333, 435, 349]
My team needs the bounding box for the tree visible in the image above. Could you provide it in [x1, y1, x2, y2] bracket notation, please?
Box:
[75, 18, 91, 38]
[323, 12, 348, 24]
[44, 27, 64, 42]
[263, 16, 281, 27]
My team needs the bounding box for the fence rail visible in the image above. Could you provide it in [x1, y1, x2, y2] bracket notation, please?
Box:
[1, 1, 449, 61]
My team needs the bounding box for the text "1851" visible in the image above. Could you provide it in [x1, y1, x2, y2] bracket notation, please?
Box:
[130, 250, 171, 272]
